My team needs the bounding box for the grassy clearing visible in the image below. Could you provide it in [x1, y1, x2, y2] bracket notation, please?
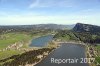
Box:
[96, 45, 100, 56]
[0, 33, 32, 49]
[96, 45, 100, 50]
[95, 45, 100, 64]
[95, 57, 100, 64]
[0, 33, 32, 60]
[0, 32, 52, 61]
[0, 50, 23, 60]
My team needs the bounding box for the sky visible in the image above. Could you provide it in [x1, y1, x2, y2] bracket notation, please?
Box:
[0, 0, 100, 25]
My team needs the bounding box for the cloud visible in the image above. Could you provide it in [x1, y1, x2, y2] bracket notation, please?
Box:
[29, 0, 100, 8]
[29, 0, 75, 8]
[29, 0, 39, 8]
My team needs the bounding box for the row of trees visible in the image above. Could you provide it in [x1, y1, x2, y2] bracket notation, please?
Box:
[0, 48, 54, 66]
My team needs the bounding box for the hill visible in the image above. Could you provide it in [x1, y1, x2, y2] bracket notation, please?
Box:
[73, 23, 100, 33]
[0, 24, 74, 34]
[54, 23, 100, 44]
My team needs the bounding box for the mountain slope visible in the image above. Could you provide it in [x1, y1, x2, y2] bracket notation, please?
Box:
[54, 23, 100, 44]
[73, 23, 100, 33]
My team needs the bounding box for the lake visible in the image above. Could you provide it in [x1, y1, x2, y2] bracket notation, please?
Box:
[35, 43, 89, 66]
[30, 35, 53, 47]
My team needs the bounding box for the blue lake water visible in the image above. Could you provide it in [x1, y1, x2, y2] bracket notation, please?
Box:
[30, 35, 53, 47]
[29, 35, 89, 66]
[35, 44, 89, 66]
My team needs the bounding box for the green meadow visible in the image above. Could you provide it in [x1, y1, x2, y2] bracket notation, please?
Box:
[0, 50, 22, 60]
[0, 33, 32, 49]
[95, 45, 100, 64]
[0, 33, 32, 60]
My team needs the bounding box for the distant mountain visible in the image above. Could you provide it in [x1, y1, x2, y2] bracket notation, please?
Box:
[73, 23, 100, 33]
[0, 24, 74, 33]
[34, 24, 75, 30]
[0, 24, 74, 30]
[66, 24, 75, 29]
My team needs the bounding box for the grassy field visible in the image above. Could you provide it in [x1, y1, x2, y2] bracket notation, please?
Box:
[0, 33, 32, 49]
[95, 45, 100, 64]
[0, 32, 52, 60]
[0, 50, 23, 60]
[0, 32, 32, 60]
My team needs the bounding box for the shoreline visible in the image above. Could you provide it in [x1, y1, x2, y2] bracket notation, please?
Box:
[25, 41, 61, 66]
[27, 41, 90, 66]
[25, 47, 61, 66]
[25, 40, 97, 66]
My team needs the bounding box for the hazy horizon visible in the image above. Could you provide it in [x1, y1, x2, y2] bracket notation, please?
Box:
[0, 23, 74, 25]
[0, 22, 100, 26]
[0, 0, 100, 25]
